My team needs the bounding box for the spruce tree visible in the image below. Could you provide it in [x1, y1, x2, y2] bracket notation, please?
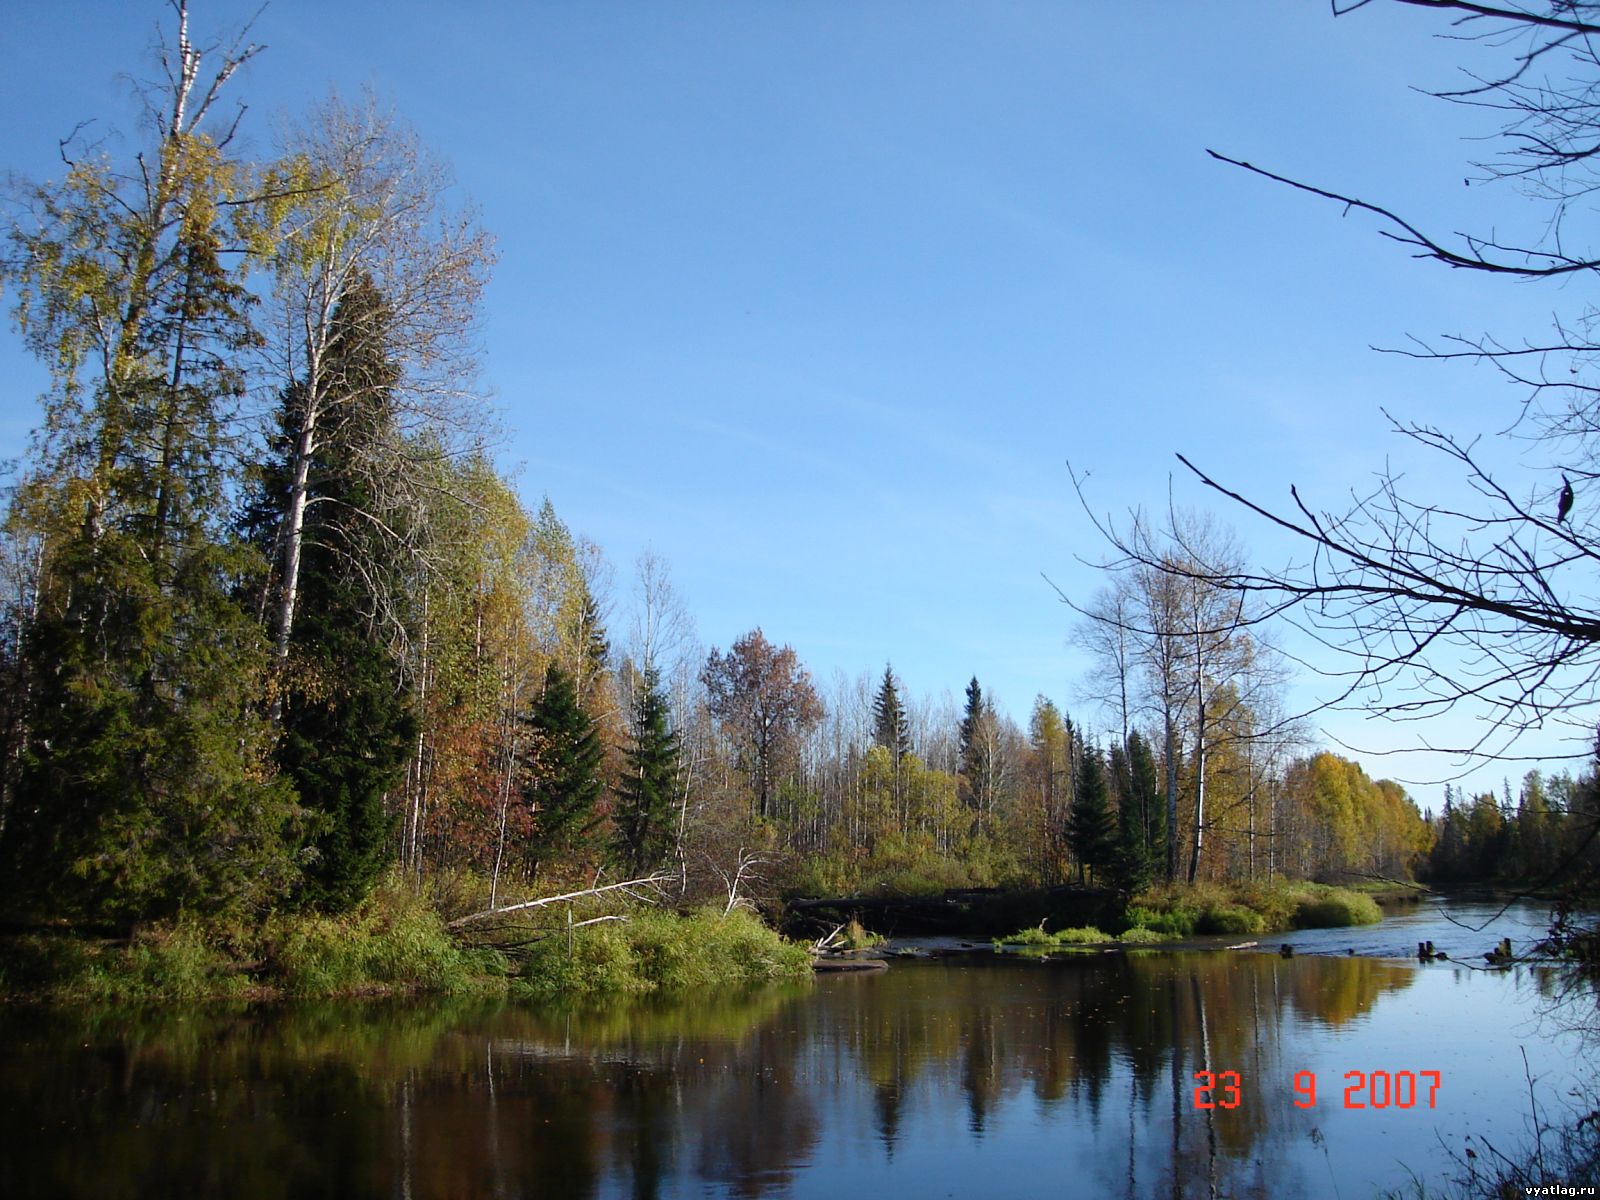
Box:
[571, 583, 611, 706]
[523, 664, 605, 872]
[1067, 745, 1117, 884]
[0, 56, 306, 922]
[1114, 731, 1164, 892]
[248, 276, 416, 913]
[872, 664, 910, 761]
[958, 676, 991, 812]
[613, 667, 681, 875]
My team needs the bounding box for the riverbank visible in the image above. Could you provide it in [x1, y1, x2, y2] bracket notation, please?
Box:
[0, 881, 813, 1006]
[4, 911, 1585, 1200]
[792, 877, 1396, 948]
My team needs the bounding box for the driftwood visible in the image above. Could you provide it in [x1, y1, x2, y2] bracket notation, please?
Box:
[446, 874, 672, 930]
[812, 957, 888, 973]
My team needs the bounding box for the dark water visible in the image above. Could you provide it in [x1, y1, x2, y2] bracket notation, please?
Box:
[0, 902, 1593, 1199]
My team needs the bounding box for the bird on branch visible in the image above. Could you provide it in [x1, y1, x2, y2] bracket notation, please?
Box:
[1558, 475, 1575, 524]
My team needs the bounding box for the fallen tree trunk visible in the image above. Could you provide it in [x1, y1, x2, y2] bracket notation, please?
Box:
[447, 874, 672, 930]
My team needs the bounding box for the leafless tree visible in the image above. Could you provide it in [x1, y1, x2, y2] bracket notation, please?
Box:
[1066, 511, 1290, 881]
[1090, 3, 1600, 769]
[627, 548, 694, 681]
[257, 94, 494, 660]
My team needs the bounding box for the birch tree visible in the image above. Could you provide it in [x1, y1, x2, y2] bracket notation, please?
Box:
[258, 96, 493, 662]
[0, 3, 304, 921]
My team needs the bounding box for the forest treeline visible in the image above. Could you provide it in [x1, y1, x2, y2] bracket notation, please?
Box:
[0, 6, 1565, 936]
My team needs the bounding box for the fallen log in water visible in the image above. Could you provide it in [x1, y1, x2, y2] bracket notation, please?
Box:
[812, 956, 888, 973]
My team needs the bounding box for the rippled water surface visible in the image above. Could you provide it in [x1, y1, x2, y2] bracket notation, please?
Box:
[0, 901, 1593, 1199]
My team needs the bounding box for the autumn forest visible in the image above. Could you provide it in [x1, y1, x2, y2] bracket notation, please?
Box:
[0, 6, 1595, 943]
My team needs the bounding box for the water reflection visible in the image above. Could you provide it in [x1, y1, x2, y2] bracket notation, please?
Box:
[0, 950, 1587, 1199]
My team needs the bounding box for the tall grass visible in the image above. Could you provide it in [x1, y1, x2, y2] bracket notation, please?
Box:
[1122, 880, 1383, 937]
[0, 923, 243, 1004]
[515, 908, 813, 1004]
[267, 881, 495, 997]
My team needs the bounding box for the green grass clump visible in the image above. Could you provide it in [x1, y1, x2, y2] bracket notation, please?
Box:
[838, 919, 885, 951]
[994, 925, 1057, 947]
[1294, 888, 1382, 928]
[0, 923, 242, 1004]
[268, 881, 490, 997]
[1124, 904, 1199, 938]
[1117, 926, 1169, 944]
[1053, 925, 1110, 944]
[994, 925, 1110, 948]
[1197, 905, 1265, 936]
[516, 908, 812, 1004]
[1125, 877, 1395, 938]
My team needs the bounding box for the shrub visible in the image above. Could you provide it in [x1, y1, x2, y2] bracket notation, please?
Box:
[1125, 904, 1199, 938]
[517, 908, 811, 1003]
[0, 924, 240, 1004]
[1295, 889, 1382, 928]
[1197, 906, 1265, 936]
[270, 882, 479, 997]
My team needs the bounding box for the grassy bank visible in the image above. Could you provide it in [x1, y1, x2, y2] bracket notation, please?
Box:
[1122, 880, 1384, 938]
[512, 908, 814, 1003]
[992, 881, 1386, 949]
[0, 881, 814, 1006]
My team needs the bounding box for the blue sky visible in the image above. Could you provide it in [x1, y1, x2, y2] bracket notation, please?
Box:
[0, 2, 1582, 793]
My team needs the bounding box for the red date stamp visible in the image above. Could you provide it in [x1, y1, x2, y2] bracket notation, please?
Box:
[1192, 1069, 1441, 1110]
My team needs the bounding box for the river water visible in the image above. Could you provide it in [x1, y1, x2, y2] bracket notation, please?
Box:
[0, 900, 1593, 1199]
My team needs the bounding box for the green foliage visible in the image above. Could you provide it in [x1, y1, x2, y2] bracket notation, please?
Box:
[613, 666, 682, 874]
[1126, 880, 1382, 935]
[0, 924, 242, 1004]
[1294, 889, 1382, 928]
[1053, 925, 1110, 944]
[1114, 731, 1165, 892]
[1196, 905, 1265, 936]
[0, 54, 307, 926]
[522, 664, 605, 866]
[872, 664, 910, 760]
[515, 908, 812, 1003]
[994, 924, 1056, 947]
[251, 277, 416, 913]
[1124, 904, 1199, 938]
[270, 885, 481, 997]
[839, 919, 885, 950]
[994, 924, 1110, 947]
[3, 527, 305, 924]
[784, 852, 857, 898]
[1067, 746, 1117, 882]
[957, 676, 1000, 815]
[1118, 925, 1169, 944]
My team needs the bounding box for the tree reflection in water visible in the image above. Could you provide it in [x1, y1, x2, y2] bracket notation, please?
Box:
[4, 951, 1588, 1199]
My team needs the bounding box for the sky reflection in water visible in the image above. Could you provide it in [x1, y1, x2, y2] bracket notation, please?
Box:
[0, 901, 1592, 1199]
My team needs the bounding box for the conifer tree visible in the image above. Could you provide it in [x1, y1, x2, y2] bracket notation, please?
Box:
[872, 663, 911, 823]
[872, 664, 910, 760]
[1067, 745, 1117, 884]
[250, 277, 416, 911]
[571, 583, 611, 708]
[0, 11, 305, 922]
[958, 676, 989, 811]
[1114, 731, 1164, 892]
[523, 664, 605, 873]
[614, 666, 681, 874]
